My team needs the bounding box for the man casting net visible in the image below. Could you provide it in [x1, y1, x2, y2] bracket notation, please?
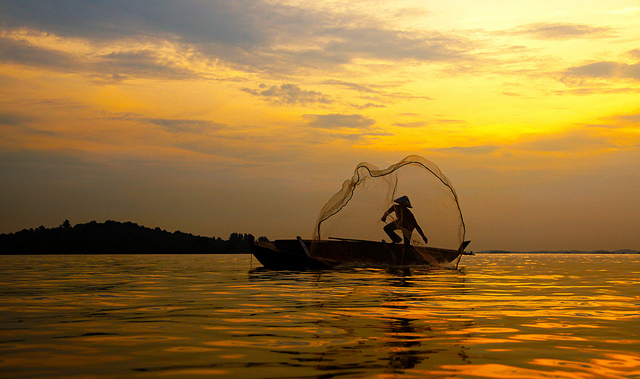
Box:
[313, 155, 466, 251]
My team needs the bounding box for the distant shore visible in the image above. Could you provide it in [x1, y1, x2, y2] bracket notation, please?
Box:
[475, 250, 639, 254]
[0, 220, 259, 255]
[1, 220, 637, 255]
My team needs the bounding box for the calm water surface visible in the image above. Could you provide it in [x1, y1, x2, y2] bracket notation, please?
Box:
[1, 254, 639, 378]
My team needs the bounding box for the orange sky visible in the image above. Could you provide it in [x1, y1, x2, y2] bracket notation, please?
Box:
[1, 1, 639, 251]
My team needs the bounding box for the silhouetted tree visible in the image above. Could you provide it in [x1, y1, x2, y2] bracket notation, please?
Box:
[0, 220, 255, 254]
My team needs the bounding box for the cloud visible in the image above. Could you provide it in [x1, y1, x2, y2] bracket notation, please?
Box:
[553, 87, 640, 96]
[561, 61, 640, 83]
[0, 0, 272, 46]
[351, 102, 385, 110]
[430, 145, 499, 155]
[0, 112, 33, 126]
[607, 112, 640, 126]
[95, 49, 200, 81]
[509, 22, 615, 40]
[145, 118, 225, 134]
[301, 113, 392, 142]
[320, 27, 469, 63]
[394, 121, 428, 128]
[394, 118, 465, 128]
[303, 114, 375, 130]
[0, 1, 473, 78]
[517, 130, 615, 152]
[0, 35, 81, 71]
[242, 84, 331, 105]
[108, 113, 225, 134]
[606, 7, 640, 15]
[322, 80, 381, 94]
[0, 34, 207, 82]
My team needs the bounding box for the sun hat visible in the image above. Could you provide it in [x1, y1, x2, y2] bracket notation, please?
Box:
[394, 195, 412, 208]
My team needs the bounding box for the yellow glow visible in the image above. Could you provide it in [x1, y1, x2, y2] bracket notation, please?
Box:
[1, 0, 639, 249]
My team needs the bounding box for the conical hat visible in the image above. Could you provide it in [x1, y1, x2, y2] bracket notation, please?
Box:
[394, 195, 412, 208]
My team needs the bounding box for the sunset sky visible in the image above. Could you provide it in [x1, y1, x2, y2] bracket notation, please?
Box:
[1, 1, 639, 251]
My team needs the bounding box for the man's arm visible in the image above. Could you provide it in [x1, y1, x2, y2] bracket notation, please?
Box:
[381, 206, 395, 222]
[414, 224, 428, 244]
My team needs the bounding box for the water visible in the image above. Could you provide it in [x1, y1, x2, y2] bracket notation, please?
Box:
[1, 254, 639, 378]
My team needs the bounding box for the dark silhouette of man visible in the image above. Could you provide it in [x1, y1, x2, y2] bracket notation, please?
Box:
[381, 196, 428, 245]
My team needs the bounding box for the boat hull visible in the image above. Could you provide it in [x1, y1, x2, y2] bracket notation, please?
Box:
[250, 239, 469, 270]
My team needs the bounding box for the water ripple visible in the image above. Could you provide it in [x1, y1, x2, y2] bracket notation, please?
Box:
[0, 254, 639, 378]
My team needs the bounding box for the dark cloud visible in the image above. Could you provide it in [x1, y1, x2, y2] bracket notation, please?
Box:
[0, 112, 34, 126]
[303, 114, 375, 130]
[0, 1, 473, 77]
[0, 35, 204, 81]
[242, 84, 331, 105]
[0, 0, 273, 47]
[96, 50, 199, 81]
[509, 22, 615, 40]
[0, 35, 81, 71]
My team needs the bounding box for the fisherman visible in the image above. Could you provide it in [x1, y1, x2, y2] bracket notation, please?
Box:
[381, 195, 428, 246]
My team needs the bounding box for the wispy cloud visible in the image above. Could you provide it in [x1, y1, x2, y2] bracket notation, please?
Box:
[108, 113, 226, 134]
[322, 80, 381, 94]
[430, 145, 499, 155]
[96, 49, 200, 81]
[517, 130, 615, 152]
[303, 114, 375, 130]
[607, 112, 640, 127]
[145, 118, 225, 134]
[242, 84, 331, 105]
[0, 112, 33, 126]
[605, 7, 640, 15]
[394, 121, 428, 128]
[301, 113, 391, 142]
[561, 61, 640, 83]
[508, 22, 615, 40]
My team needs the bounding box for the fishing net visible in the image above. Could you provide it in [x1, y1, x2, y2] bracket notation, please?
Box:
[313, 155, 466, 250]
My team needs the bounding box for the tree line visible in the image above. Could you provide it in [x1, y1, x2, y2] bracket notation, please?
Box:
[0, 220, 265, 254]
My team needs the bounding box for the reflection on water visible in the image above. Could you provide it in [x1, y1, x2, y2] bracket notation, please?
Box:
[0, 254, 639, 378]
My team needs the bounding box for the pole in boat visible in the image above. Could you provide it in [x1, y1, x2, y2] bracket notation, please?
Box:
[297, 236, 312, 257]
[455, 241, 472, 269]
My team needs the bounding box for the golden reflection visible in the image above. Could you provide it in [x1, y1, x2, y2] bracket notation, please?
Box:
[521, 323, 602, 329]
[434, 363, 580, 378]
[445, 327, 520, 335]
[533, 352, 640, 378]
[511, 334, 587, 342]
[154, 368, 227, 376]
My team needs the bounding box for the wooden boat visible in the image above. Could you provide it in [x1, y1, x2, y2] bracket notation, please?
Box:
[250, 237, 471, 270]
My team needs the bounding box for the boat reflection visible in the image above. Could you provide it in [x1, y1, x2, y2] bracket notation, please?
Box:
[246, 265, 474, 376]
